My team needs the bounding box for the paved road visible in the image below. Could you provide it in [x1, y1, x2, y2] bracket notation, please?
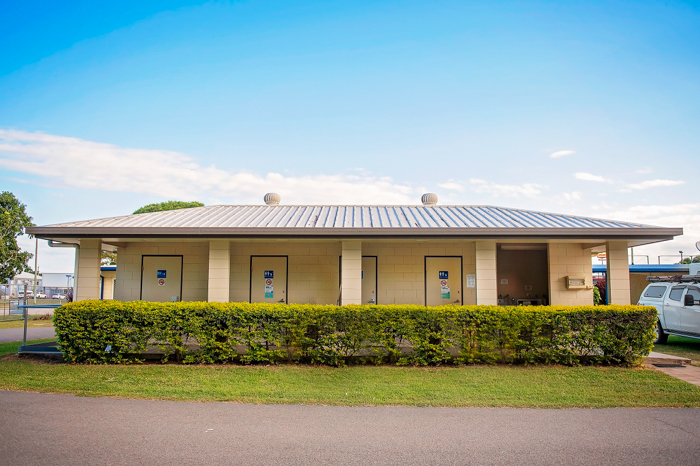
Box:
[0, 326, 56, 343]
[1, 392, 699, 465]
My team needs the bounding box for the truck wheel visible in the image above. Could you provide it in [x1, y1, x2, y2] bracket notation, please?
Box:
[654, 320, 668, 345]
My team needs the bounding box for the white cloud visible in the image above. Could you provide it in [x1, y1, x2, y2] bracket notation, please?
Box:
[0, 129, 416, 205]
[437, 181, 465, 192]
[600, 203, 700, 261]
[550, 150, 575, 158]
[469, 179, 545, 198]
[635, 167, 652, 174]
[563, 192, 582, 201]
[575, 172, 612, 183]
[17, 235, 75, 274]
[626, 179, 685, 190]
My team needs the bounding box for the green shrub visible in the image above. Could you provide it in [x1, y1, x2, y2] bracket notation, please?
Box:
[53, 301, 656, 366]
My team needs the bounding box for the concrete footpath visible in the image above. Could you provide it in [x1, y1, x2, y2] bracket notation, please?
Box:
[1, 391, 699, 465]
[0, 326, 56, 343]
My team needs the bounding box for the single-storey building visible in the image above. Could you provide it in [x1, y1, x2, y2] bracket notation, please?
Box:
[27, 194, 683, 306]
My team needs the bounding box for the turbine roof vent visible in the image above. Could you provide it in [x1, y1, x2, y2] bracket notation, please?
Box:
[421, 193, 438, 206]
[264, 193, 281, 206]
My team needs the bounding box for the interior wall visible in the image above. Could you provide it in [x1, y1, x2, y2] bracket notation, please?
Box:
[548, 243, 594, 306]
[496, 248, 548, 302]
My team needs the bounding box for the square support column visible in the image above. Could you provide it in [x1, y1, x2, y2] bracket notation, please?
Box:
[341, 241, 362, 305]
[475, 241, 497, 305]
[606, 241, 630, 305]
[76, 239, 102, 301]
[208, 240, 231, 302]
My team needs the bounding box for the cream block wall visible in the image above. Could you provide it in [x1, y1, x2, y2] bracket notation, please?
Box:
[362, 241, 477, 305]
[115, 242, 209, 302]
[100, 270, 116, 300]
[606, 241, 631, 305]
[341, 241, 362, 305]
[208, 240, 231, 302]
[76, 239, 102, 301]
[230, 241, 342, 304]
[475, 241, 497, 305]
[547, 243, 594, 305]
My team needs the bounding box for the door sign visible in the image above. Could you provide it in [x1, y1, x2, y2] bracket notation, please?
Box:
[158, 278, 166, 286]
[264, 270, 274, 279]
[439, 271, 449, 279]
[441, 286, 451, 299]
[265, 275, 274, 298]
[440, 279, 447, 287]
[157, 270, 167, 278]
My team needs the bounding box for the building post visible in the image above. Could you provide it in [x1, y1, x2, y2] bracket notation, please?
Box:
[207, 240, 231, 302]
[475, 241, 498, 305]
[341, 240, 362, 305]
[75, 239, 102, 301]
[606, 241, 631, 305]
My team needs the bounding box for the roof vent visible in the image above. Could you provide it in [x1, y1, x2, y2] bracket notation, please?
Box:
[264, 193, 281, 206]
[421, 193, 438, 206]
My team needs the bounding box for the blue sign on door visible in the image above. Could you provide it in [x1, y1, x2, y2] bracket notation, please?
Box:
[264, 270, 274, 279]
[157, 270, 167, 278]
[438, 271, 449, 279]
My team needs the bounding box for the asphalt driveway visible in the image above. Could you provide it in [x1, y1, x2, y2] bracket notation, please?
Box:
[0, 326, 56, 343]
[1, 391, 699, 465]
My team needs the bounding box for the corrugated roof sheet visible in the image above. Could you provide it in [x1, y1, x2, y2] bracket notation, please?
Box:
[36, 204, 660, 230]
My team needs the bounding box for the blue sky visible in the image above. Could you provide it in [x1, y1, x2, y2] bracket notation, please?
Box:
[1, 0, 699, 272]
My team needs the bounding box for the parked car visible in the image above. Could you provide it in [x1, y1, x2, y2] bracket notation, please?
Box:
[17, 291, 34, 298]
[638, 274, 700, 344]
[52, 293, 66, 300]
[35, 292, 47, 299]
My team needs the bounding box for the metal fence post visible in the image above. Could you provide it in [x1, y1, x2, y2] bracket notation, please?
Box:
[23, 283, 28, 346]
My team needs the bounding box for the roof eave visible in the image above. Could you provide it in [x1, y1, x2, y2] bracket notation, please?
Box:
[27, 226, 683, 240]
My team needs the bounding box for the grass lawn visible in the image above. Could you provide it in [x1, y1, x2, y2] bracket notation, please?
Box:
[654, 336, 700, 365]
[1, 339, 699, 408]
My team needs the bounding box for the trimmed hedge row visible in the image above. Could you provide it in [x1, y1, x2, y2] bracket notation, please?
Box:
[53, 301, 657, 366]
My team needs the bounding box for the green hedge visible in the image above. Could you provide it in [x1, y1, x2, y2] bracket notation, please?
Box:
[53, 301, 656, 366]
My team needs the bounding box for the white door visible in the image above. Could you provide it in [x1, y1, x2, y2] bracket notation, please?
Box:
[251, 256, 288, 303]
[425, 257, 462, 306]
[362, 256, 377, 304]
[680, 286, 700, 335]
[141, 256, 183, 302]
[663, 285, 685, 331]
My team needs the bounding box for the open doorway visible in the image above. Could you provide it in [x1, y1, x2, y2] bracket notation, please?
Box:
[496, 244, 548, 305]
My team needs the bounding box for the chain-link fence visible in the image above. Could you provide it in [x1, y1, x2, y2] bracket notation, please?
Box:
[1, 283, 71, 320]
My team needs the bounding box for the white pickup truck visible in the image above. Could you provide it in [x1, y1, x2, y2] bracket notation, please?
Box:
[638, 264, 700, 344]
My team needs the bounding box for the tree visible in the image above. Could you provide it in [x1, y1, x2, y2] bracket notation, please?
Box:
[0, 192, 35, 283]
[101, 201, 204, 266]
[681, 257, 700, 264]
[133, 201, 204, 215]
[101, 251, 117, 266]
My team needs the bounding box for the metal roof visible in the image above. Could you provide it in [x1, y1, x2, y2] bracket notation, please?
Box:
[27, 205, 683, 239]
